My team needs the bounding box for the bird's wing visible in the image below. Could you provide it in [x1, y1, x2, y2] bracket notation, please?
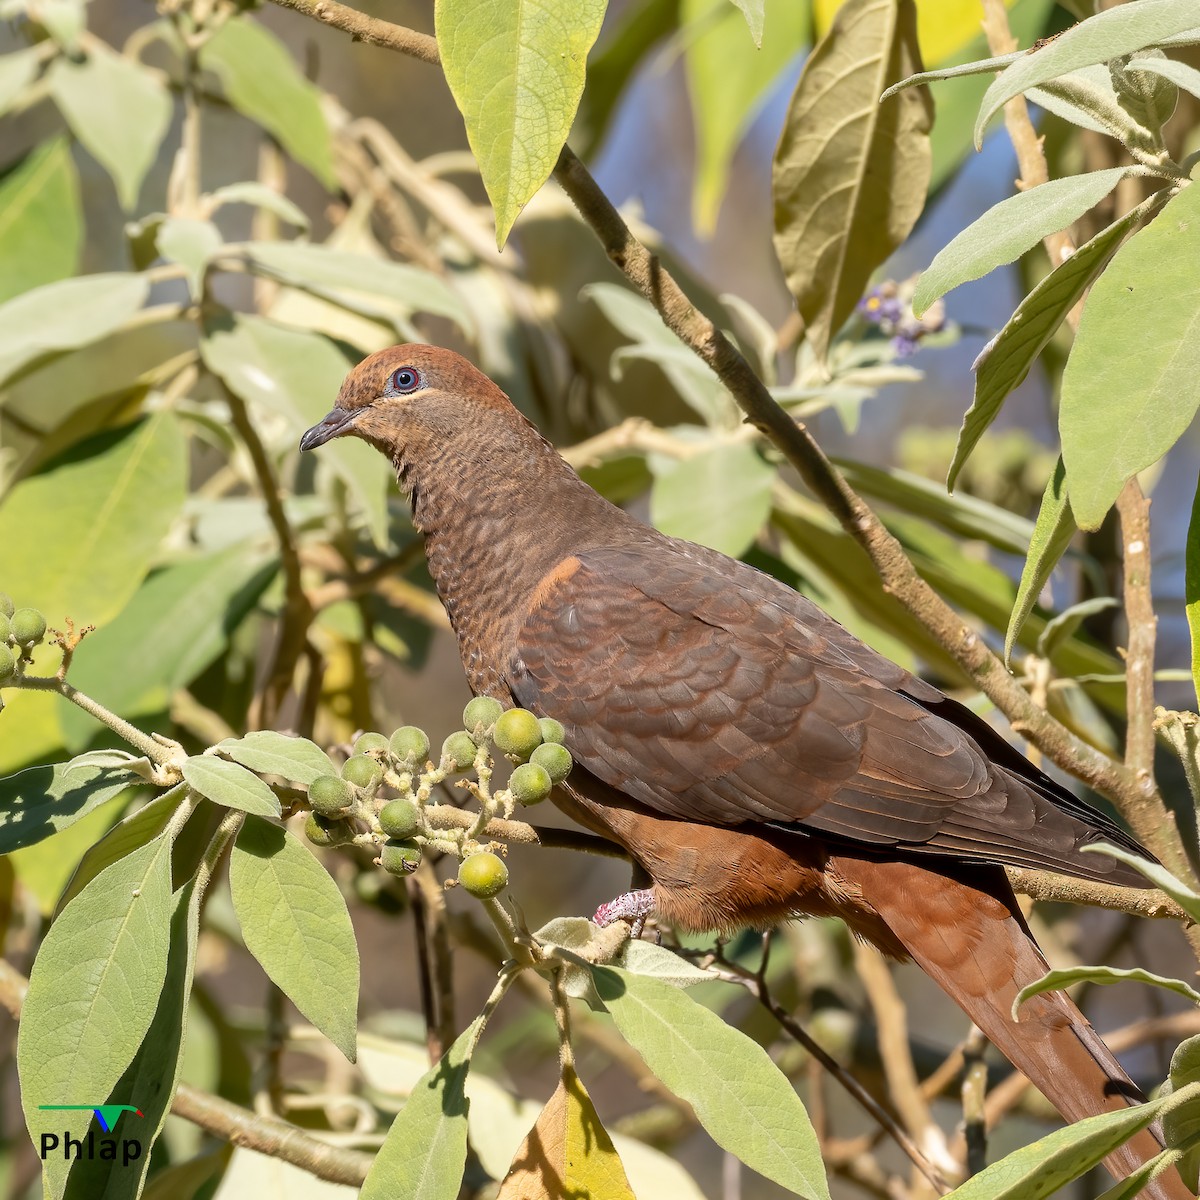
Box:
[509, 542, 1118, 874]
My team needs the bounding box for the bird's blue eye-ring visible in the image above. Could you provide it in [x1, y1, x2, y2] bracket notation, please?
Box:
[390, 367, 421, 393]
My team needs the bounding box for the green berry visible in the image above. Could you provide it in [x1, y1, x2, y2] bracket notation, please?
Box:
[305, 812, 352, 847]
[0, 645, 14, 682]
[0, 594, 12, 619]
[342, 754, 383, 789]
[509, 762, 552, 806]
[390, 725, 431, 765]
[441, 731, 477, 771]
[458, 851, 508, 898]
[463, 695, 504, 736]
[380, 838, 422, 876]
[9, 608, 46, 646]
[309, 774, 353, 816]
[354, 732, 390, 756]
[531, 742, 572, 785]
[493, 709, 542, 761]
[379, 798, 421, 839]
[537, 717, 566, 745]
[0, 613, 9, 643]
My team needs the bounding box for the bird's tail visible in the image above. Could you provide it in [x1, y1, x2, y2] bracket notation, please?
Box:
[834, 855, 1192, 1199]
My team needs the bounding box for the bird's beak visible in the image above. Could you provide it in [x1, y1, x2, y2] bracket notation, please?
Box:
[299, 407, 359, 452]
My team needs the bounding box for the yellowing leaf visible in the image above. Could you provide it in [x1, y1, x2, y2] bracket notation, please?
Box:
[773, 0, 931, 362]
[498, 1068, 635, 1200]
[436, 0, 608, 247]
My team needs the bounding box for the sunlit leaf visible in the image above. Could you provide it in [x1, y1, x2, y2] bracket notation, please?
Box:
[200, 19, 334, 188]
[182, 758, 282, 819]
[0, 46, 40, 116]
[435, 0, 607, 246]
[497, 1067, 636, 1200]
[19, 834, 175, 1198]
[1014, 965, 1200, 1017]
[1084, 843, 1200, 924]
[229, 817, 359, 1061]
[216, 731, 337, 787]
[0, 138, 81, 305]
[773, 0, 931, 362]
[1029, 65, 1152, 145]
[48, 47, 171, 210]
[207, 181, 310, 230]
[157, 217, 222, 300]
[1166, 1038, 1200, 1191]
[1060, 181, 1200, 529]
[1127, 53, 1200, 101]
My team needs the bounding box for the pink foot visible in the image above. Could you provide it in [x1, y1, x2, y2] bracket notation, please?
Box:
[593, 889, 655, 938]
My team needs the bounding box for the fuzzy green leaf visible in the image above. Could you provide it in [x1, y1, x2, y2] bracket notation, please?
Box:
[436, 0, 607, 246]
[592, 966, 830, 1199]
[773, 0, 931, 362]
[1060, 181, 1200, 529]
[230, 817, 359, 1061]
[1084, 844, 1200, 925]
[215, 731, 338, 787]
[19, 834, 175, 1198]
[1015, 965, 1200, 1017]
[157, 217, 222, 300]
[182, 758, 281, 818]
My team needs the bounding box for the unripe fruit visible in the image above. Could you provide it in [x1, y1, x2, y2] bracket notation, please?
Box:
[380, 838, 422, 876]
[0, 594, 12, 618]
[354, 732, 390, 756]
[493, 709, 542, 761]
[0, 645, 14, 682]
[342, 754, 383, 789]
[10, 608, 46, 646]
[442, 731, 477, 771]
[509, 762, 552, 806]
[379, 798, 421, 839]
[309, 775, 353, 816]
[390, 725, 431, 765]
[0, 613, 9, 643]
[463, 695, 503, 735]
[458, 851, 508, 898]
[305, 812, 352, 847]
[531, 742, 572, 785]
[537, 717, 566, 746]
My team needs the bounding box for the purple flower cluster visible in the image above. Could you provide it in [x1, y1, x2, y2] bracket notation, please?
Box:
[856, 279, 945, 357]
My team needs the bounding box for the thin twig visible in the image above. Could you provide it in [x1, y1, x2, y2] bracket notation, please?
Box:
[961, 1027, 989, 1178]
[1116, 480, 1158, 783]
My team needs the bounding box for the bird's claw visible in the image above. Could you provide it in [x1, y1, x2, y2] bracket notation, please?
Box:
[593, 888, 655, 938]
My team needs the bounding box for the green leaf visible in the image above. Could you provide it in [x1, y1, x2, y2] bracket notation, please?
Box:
[207, 181, 310, 230]
[19, 833, 175, 1198]
[157, 217, 222, 300]
[182, 758, 281, 818]
[0, 414, 187, 630]
[881, 51, 1023, 98]
[1084, 843, 1200, 924]
[200, 18, 334, 188]
[1128, 54, 1200, 101]
[0, 45, 41, 116]
[0, 138, 82, 305]
[0, 271, 149, 386]
[1029, 66, 1154, 145]
[63, 877, 202, 1200]
[619, 940, 713, 987]
[61, 543, 275, 750]
[773, 0, 931, 362]
[229, 817, 359, 1061]
[1014, 965, 1200, 1017]
[953, 193, 1165, 489]
[728, 0, 764, 45]
[1165, 1038, 1200, 1191]
[684, 0, 808, 232]
[942, 1086, 1200, 1199]
[975, 0, 1200, 146]
[200, 313, 392, 546]
[1037, 596, 1118, 659]
[235, 241, 471, 331]
[435, 0, 607, 247]
[1061, 181, 1200, 530]
[913, 168, 1126, 316]
[360, 1018, 482, 1200]
[650, 443, 775, 558]
[1094, 1144, 1197, 1200]
[215, 731, 338, 787]
[592, 966, 830, 1199]
[48, 48, 172, 210]
[1007, 457, 1076, 664]
[0, 754, 143, 855]
[1189, 477, 1200, 707]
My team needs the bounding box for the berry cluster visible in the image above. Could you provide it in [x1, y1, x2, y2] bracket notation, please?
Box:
[303, 698, 574, 900]
[0, 595, 49, 684]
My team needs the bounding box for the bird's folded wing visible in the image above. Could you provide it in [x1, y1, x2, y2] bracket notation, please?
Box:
[509, 543, 1109, 873]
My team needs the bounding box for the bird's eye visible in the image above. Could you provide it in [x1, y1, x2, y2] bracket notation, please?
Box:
[390, 367, 420, 393]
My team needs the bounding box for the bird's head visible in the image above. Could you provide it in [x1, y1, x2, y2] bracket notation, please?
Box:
[298, 344, 510, 457]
